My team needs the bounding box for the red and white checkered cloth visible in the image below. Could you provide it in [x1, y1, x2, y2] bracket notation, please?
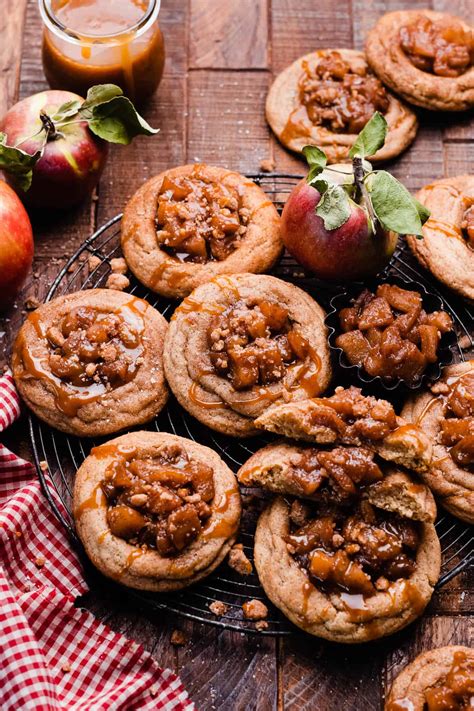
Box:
[0, 371, 194, 711]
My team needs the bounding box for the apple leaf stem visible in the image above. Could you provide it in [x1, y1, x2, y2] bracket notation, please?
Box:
[352, 155, 378, 231]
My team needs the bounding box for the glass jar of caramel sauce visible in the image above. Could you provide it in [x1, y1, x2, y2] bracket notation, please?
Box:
[39, 0, 165, 104]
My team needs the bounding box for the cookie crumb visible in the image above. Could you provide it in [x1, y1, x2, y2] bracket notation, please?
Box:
[228, 545, 253, 576]
[88, 255, 101, 271]
[110, 257, 128, 274]
[149, 686, 158, 698]
[106, 273, 130, 291]
[260, 158, 275, 173]
[209, 600, 228, 617]
[375, 576, 389, 592]
[34, 556, 45, 568]
[15, 530, 22, 538]
[170, 629, 188, 646]
[242, 599, 268, 621]
[24, 296, 40, 311]
[289, 499, 311, 527]
[61, 663, 71, 673]
[39, 461, 48, 472]
[430, 381, 450, 395]
[255, 620, 269, 631]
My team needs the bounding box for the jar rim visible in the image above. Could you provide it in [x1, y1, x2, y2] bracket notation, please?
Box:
[38, 0, 161, 44]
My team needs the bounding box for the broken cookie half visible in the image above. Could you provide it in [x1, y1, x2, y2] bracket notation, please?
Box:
[254, 386, 432, 474]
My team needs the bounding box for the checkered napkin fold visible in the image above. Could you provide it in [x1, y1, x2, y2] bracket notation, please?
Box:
[0, 371, 194, 711]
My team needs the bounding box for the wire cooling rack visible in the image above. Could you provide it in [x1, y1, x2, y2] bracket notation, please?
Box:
[29, 174, 474, 635]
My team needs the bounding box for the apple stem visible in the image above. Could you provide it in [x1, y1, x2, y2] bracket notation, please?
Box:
[352, 155, 378, 230]
[39, 111, 61, 141]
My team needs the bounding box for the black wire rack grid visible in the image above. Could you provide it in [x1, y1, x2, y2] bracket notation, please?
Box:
[29, 174, 474, 635]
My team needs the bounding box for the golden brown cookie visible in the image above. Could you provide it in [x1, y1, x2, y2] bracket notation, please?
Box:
[366, 10, 474, 111]
[73, 431, 241, 591]
[250, 441, 439, 643]
[163, 273, 332, 437]
[402, 360, 474, 524]
[266, 49, 418, 163]
[407, 175, 474, 301]
[121, 164, 283, 299]
[255, 386, 433, 474]
[12, 289, 168, 437]
[385, 645, 474, 710]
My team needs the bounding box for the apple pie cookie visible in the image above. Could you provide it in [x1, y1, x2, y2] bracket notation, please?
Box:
[12, 289, 168, 437]
[366, 10, 474, 111]
[255, 386, 433, 474]
[407, 175, 474, 301]
[73, 431, 241, 591]
[402, 360, 474, 524]
[385, 646, 474, 710]
[121, 164, 282, 299]
[242, 441, 439, 642]
[163, 273, 332, 437]
[266, 49, 417, 162]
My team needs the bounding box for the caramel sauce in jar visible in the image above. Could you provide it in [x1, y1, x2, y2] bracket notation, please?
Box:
[40, 0, 165, 104]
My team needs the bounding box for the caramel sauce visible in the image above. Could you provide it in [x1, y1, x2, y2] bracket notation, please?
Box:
[424, 183, 461, 200]
[228, 386, 281, 408]
[150, 260, 189, 292]
[416, 395, 445, 424]
[188, 376, 225, 410]
[172, 297, 225, 321]
[340, 592, 371, 622]
[91, 443, 137, 460]
[301, 580, 313, 618]
[98, 529, 111, 544]
[212, 275, 242, 302]
[202, 489, 239, 540]
[117, 545, 148, 578]
[74, 484, 105, 518]
[17, 298, 146, 417]
[289, 345, 322, 397]
[425, 218, 463, 240]
[281, 104, 312, 145]
[42, 0, 165, 103]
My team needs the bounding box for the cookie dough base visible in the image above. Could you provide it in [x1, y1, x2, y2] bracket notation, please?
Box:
[255, 497, 440, 643]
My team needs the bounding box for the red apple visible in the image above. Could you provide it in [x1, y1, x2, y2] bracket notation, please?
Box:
[0, 180, 34, 308]
[281, 176, 398, 282]
[0, 90, 108, 209]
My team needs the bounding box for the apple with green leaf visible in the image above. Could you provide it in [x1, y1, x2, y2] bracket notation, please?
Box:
[281, 113, 430, 282]
[0, 84, 158, 209]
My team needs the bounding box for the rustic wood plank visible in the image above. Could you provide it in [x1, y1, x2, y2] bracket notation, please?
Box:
[187, 71, 271, 173]
[177, 621, 277, 710]
[282, 632, 383, 711]
[96, 73, 187, 223]
[0, 0, 28, 113]
[271, 0, 353, 74]
[389, 121, 444, 192]
[432, 0, 472, 20]
[189, 0, 268, 70]
[444, 140, 474, 176]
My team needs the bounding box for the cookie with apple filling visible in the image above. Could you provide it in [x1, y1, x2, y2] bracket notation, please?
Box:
[402, 360, 474, 524]
[406, 175, 474, 301]
[163, 273, 331, 437]
[366, 10, 474, 111]
[385, 645, 474, 711]
[12, 288, 168, 436]
[243, 441, 439, 642]
[121, 164, 282, 299]
[255, 386, 433, 474]
[266, 49, 417, 162]
[73, 431, 241, 591]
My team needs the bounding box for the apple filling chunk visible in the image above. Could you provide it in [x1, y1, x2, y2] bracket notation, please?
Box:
[336, 284, 453, 384]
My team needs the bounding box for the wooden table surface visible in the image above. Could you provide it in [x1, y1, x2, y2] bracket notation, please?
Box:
[2, 1, 473, 709]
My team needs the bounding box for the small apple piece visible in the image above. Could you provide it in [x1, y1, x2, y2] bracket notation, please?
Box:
[0, 180, 34, 308]
[0, 90, 108, 209]
[281, 177, 398, 282]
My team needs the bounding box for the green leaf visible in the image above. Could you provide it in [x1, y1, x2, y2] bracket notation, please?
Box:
[349, 112, 388, 159]
[81, 84, 124, 114]
[369, 171, 429, 236]
[51, 99, 81, 122]
[315, 184, 351, 230]
[0, 133, 43, 191]
[87, 96, 159, 145]
[303, 145, 327, 184]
